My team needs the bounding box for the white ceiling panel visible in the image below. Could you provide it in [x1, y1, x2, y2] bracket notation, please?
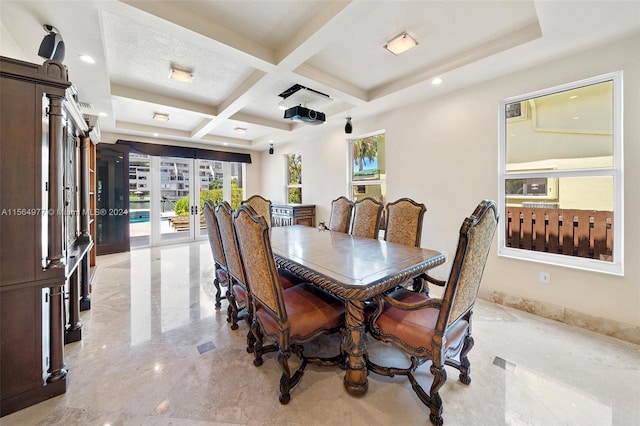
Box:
[1, 0, 638, 152]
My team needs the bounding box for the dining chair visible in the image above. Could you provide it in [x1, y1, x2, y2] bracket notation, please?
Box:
[328, 195, 354, 233]
[384, 198, 427, 247]
[215, 202, 304, 335]
[384, 198, 428, 292]
[350, 196, 384, 239]
[203, 200, 229, 308]
[366, 199, 499, 426]
[241, 194, 272, 227]
[214, 201, 249, 333]
[233, 204, 345, 404]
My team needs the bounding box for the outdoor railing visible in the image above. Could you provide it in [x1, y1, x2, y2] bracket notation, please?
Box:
[505, 206, 613, 261]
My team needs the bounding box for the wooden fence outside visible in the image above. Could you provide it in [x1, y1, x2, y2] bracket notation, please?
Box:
[505, 207, 613, 261]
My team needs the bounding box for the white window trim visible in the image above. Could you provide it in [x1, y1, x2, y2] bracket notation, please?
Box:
[285, 152, 302, 203]
[497, 71, 624, 276]
[348, 129, 386, 197]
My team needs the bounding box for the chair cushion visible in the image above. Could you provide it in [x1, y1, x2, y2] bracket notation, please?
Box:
[256, 283, 344, 341]
[375, 289, 468, 354]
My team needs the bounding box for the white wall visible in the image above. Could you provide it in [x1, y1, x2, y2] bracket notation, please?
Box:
[257, 34, 640, 328]
[0, 22, 27, 60]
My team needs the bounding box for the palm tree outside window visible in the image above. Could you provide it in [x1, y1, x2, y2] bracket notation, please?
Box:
[349, 131, 386, 204]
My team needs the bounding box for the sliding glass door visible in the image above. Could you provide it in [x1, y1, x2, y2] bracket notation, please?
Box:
[129, 153, 151, 246]
[159, 156, 194, 243]
[129, 153, 244, 247]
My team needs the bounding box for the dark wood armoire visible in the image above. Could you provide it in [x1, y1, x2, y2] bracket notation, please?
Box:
[0, 56, 98, 416]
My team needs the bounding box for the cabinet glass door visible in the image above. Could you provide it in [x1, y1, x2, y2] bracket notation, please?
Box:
[96, 145, 130, 254]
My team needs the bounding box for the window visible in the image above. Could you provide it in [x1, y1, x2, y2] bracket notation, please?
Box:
[286, 153, 302, 203]
[498, 72, 623, 275]
[349, 131, 386, 203]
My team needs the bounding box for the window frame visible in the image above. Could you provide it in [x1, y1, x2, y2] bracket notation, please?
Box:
[498, 71, 624, 276]
[348, 129, 386, 202]
[285, 152, 302, 204]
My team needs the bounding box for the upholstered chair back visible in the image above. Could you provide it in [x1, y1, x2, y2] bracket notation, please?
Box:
[351, 197, 383, 239]
[242, 194, 272, 228]
[214, 201, 245, 284]
[233, 204, 286, 322]
[203, 200, 226, 268]
[328, 196, 354, 233]
[384, 198, 427, 247]
[438, 200, 498, 329]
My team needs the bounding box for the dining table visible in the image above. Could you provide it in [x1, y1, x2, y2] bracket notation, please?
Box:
[269, 225, 446, 396]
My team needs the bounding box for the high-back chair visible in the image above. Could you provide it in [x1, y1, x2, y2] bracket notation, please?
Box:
[367, 200, 499, 426]
[214, 201, 249, 333]
[384, 198, 427, 247]
[384, 198, 428, 292]
[216, 201, 304, 336]
[203, 200, 229, 308]
[350, 196, 384, 239]
[328, 196, 354, 233]
[233, 204, 345, 404]
[241, 194, 272, 227]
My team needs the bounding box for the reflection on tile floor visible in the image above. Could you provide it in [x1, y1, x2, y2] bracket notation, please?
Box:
[3, 241, 639, 426]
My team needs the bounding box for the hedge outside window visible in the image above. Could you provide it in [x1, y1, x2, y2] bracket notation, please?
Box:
[287, 153, 302, 203]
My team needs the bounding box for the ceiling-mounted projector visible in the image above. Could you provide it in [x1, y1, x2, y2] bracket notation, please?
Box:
[284, 105, 325, 125]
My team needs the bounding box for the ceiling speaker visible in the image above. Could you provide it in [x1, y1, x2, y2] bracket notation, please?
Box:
[38, 25, 65, 62]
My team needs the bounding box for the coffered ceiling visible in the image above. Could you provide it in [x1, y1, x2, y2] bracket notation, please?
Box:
[1, 1, 638, 152]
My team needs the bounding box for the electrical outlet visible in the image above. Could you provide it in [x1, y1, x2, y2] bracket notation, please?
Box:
[539, 272, 551, 284]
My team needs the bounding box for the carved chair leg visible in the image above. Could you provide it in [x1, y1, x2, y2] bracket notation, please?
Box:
[227, 287, 239, 329]
[246, 329, 255, 353]
[214, 276, 222, 308]
[278, 348, 292, 405]
[458, 334, 474, 385]
[427, 364, 447, 426]
[251, 321, 264, 366]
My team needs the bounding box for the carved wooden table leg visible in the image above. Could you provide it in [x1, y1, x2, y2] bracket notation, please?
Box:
[343, 299, 368, 395]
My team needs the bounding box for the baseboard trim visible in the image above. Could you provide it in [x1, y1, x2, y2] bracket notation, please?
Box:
[478, 288, 640, 345]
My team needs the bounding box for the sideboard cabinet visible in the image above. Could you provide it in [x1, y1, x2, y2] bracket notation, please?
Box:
[0, 56, 97, 416]
[271, 203, 316, 227]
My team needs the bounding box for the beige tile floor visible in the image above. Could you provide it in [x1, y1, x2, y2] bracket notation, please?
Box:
[2, 241, 639, 426]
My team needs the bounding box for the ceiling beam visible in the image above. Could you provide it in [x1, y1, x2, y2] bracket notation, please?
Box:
[111, 84, 218, 116]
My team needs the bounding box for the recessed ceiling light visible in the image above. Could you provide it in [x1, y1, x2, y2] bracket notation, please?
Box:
[153, 112, 169, 122]
[569, 95, 579, 99]
[234, 127, 247, 135]
[169, 64, 193, 83]
[98, 112, 108, 117]
[153, 133, 159, 137]
[79, 54, 95, 64]
[431, 77, 442, 85]
[384, 32, 418, 55]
